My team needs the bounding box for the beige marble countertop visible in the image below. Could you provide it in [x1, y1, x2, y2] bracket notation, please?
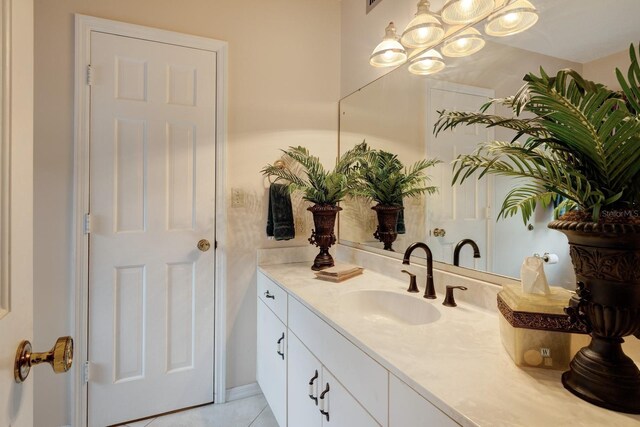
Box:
[259, 262, 640, 427]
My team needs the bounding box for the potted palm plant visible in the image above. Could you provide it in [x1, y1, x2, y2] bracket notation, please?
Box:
[262, 143, 367, 270]
[353, 148, 439, 251]
[433, 44, 640, 413]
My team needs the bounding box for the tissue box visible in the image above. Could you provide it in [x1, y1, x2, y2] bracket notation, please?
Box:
[497, 284, 589, 370]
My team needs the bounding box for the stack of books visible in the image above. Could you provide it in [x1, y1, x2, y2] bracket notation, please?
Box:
[315, 263, 364, 283]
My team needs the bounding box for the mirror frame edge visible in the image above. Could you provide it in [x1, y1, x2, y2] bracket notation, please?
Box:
[337, 240, 518, 288]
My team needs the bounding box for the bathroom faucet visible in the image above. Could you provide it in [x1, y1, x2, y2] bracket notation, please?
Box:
[453, 239, 481, 267]
[402, 242, 436, 299]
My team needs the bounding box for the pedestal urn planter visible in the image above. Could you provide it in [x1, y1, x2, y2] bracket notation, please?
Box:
[549, 219, 640, 414]
[308, 204, 342, 271]
[372, 204, 403, 251]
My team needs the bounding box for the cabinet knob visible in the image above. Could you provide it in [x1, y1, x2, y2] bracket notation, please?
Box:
[264, 290, 275, 300]
[319, 383, 330, 421]
[14, 336, 74, 383]
[308, 370, 319, 405]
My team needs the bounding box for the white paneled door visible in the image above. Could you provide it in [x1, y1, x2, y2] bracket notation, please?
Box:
[427, 84, 494, 271]
[88, 31, 216, 427]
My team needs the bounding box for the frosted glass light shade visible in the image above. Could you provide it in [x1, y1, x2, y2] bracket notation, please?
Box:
[401, 1, 445, 49]
[408, 49, 445, 75]
[370, 22, 407, 68]
[441, 28, 485, 57]
[441, 0, 495, 24]
[485, 0, 538, 37]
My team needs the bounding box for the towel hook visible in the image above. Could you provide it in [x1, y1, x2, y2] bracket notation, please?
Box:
[267, 160, 287, 184]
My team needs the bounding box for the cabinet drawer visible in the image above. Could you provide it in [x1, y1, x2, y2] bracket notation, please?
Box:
[257, 272, 287, 324]
[389, 375, 460, 427]
[289, 297, 388, 426]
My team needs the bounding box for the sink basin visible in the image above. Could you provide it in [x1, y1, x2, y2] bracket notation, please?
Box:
[337, 290, 441, 326]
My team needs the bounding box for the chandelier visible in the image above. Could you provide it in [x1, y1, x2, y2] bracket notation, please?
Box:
[370, 0, 538, 75]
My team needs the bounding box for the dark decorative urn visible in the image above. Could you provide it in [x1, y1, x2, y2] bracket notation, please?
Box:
[308, 204, 342, 271]
[548, 219, 640, 414]
[372, 205, 403, 251]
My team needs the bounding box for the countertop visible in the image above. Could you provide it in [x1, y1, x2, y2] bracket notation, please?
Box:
[258, 262, 640, 427]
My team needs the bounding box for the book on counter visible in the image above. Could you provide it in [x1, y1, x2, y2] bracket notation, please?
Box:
[315, 263, 364, 282]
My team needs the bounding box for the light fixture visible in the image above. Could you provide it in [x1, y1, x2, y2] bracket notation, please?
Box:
[369, 1, 539, 75]
[370, 22, 408, 68]
[441, 0, 495, 25]
[401, 0, 445, 49]
[485, 0, 538, 37]
[408, 49, 445, 75]
[441, 28, 485, 57]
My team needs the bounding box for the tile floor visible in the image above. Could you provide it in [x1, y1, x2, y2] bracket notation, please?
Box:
[120, 394, 278, 427]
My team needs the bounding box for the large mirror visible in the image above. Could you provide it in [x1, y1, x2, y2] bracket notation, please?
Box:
[339, 0, 640, 288]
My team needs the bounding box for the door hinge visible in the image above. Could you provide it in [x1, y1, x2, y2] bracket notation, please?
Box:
[86, 64, 93, 86]
[83, 361, 91, 383]
[84, 213, 91, 235]
[214, 240, 218, 249]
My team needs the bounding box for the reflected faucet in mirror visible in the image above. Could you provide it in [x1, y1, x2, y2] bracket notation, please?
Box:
[402, 242, 436, 299]
[453, 239, 481, 267]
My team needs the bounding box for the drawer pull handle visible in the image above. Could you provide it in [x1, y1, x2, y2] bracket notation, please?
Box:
[265, 290, 275, 300]
[308, 370, 319, 405]
[276, 333, 285, 360]
[319, 383, 330, 421]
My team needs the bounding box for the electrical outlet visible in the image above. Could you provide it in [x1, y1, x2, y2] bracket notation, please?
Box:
[231, 188, 245, 208]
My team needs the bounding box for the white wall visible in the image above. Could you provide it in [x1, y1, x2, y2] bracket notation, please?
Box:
[583, 48, 631, 90]
[33, 1, 340, 425]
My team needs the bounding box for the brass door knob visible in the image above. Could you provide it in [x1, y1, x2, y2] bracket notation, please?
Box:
[14, 336, 74, 383]
[433, 228, 446, 237]
[197, 239, 211, 252]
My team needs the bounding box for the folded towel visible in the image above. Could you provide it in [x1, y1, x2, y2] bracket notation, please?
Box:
[266, 183, 295, 241]
[397, 200, 406, 234]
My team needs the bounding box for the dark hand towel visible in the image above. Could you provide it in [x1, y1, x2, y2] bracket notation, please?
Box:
[266, 183, 295, 241]
[397, 199, 406, 234]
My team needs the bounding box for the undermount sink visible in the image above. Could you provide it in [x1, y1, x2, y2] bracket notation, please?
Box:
[337, 290, 441, 326]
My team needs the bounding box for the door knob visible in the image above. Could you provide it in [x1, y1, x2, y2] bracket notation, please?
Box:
[433, 228, 446, 237]
[197, 239, 211, 252]
[14, 336, 74, 383]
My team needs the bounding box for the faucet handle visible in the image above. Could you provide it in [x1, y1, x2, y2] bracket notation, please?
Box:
[401, 270, 419, 293]
[443, 285, 467, 307]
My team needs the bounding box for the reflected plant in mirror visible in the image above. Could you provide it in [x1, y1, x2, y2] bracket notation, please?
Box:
[434, 43, 640, 414]
[351, 144, 440, 251]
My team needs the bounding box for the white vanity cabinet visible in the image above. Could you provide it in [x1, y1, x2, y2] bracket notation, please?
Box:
[288, 331, 379, 427]
[256, 296, 287, 426]
[257, 270, 459, 427]
[389, 375, 459, 427]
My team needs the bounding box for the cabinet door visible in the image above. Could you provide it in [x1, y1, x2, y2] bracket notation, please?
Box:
[288, 332, 323, 427]
[320, 368, 380, 427]
[389, 375, 460, 427]
[257, 300, 287, 426]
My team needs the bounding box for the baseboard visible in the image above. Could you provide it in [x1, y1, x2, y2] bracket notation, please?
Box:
[225, 382, 261, 402]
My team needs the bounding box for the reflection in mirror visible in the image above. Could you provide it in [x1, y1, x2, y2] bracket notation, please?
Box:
[0, 0, 9, 318]
[339, 0, 640, 288]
